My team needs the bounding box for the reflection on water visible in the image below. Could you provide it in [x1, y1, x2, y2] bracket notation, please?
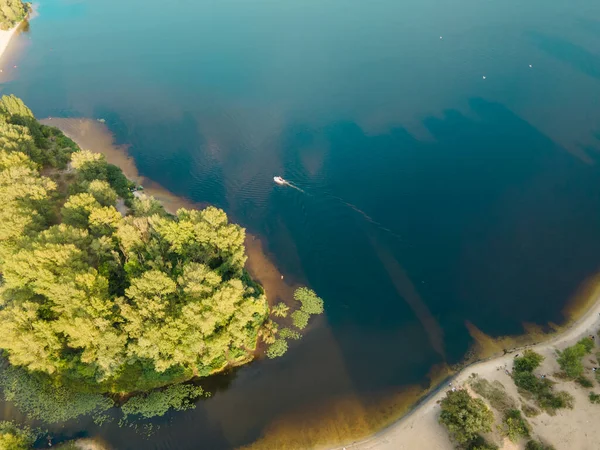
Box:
[33, 99, 600, 448]
[3, 0, 600, 447]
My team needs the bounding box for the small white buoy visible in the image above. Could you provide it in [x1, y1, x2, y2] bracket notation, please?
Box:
[529, 64, 533, 68]
[440, 36, 443, 40]
[482, 76, 486, 80]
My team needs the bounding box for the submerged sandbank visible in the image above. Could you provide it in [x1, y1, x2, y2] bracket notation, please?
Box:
[338, 285, 600, 450]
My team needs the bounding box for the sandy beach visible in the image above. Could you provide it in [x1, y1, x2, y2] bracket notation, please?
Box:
[0, 22, 22, 61]
[336, 292, 600, 450]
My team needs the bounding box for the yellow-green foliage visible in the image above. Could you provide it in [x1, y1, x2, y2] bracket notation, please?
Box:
[0, 0, 27, 30]
[0, 96, 269, 396]
[0, 421, 35, 450]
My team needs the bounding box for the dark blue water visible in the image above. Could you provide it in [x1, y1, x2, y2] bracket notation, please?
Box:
[2, 0, 600, 448]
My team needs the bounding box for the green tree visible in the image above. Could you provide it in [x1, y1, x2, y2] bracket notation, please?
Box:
[439, 389, 494, 446]
[0, 96, 271, 405]
[556, 339, 593, 379]
[0, 421, 36, 450]
[85, 179, 117, 206]
[501, 409, 530, 442]
[0, 0, 29, 30]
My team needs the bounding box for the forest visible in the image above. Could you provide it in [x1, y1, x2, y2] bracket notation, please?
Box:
[0, 95, 324, 427]
[0, 0, 28, 30]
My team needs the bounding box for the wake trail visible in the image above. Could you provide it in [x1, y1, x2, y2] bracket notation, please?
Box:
[276, 178, 407, 243]
[326, 194, 406, 242]
[282, 181, 305, 193]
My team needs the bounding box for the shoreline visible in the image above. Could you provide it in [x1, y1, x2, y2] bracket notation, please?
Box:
[0, 21, 23, 62]
[335, 286, 600, 449]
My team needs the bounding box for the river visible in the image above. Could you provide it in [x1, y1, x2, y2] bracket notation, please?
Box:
[2, 0, 600, 448]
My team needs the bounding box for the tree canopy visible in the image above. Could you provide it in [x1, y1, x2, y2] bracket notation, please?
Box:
[0, 0, 28, 31]
[439, 389, 494, 446]
[0, 95, 270, 393]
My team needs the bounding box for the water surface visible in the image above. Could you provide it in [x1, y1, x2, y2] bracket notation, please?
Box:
[2, 0, 600, 448]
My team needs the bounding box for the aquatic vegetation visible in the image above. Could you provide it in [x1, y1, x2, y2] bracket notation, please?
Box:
[266, 339, 289, 359]
[278, 328, 301, 341]
[291, 310, 310, 330]
[271, 302, 289, 318]
[439, 389, 494, 446]
[0, 362, 113, 423]
[121, 384, 205, 419]
[294, 287, 324, 315]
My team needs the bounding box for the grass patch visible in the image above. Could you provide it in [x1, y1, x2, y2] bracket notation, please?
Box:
[575, 376, 593, 388]
[521, 403, 540, 417]
[470, 376, 516, 412]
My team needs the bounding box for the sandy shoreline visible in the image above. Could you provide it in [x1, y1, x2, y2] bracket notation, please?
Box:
[0, 22, 22, 62]
[336, 288, 600, 450]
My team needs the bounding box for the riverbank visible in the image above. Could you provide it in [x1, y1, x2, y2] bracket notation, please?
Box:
[337, 287, 600, 450]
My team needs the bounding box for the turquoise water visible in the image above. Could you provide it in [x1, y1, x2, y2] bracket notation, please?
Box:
[3, 0, 600, 448]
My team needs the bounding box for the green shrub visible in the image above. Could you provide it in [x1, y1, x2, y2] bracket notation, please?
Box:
[266, 339, 288, 359]
[514, 351, 544, 373]
[439, 389, 494, 445]
[556, 339, 594, 379]
[589, 392, 600, 404]
[470, 376, 516, 412]
[575, 376, 593, 388]
[512, 352, 574, 414]
[466, 435, 498, 450]
[525, 439, 556, 450]
[121, 384, 204, 419]
[501, 409, 530, 442]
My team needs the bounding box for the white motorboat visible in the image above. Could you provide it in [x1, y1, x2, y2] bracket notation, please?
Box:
[273, 176, 286, 185]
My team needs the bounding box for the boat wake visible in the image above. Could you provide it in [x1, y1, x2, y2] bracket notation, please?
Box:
[274, 176, 305, 193]
[273, 176, 405, 242]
